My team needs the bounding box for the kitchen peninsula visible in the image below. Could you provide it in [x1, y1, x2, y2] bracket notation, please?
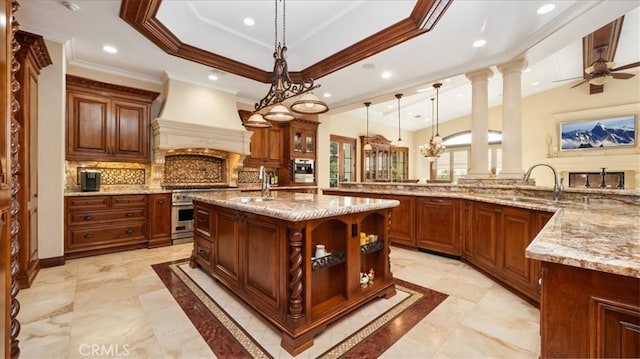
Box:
[324, 181, 640, 358]
[187, 191, 399, 355]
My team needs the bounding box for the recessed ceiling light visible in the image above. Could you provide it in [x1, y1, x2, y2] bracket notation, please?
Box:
[362, 63, 375, 70]
[323, 93, 331, 98]
[387, 104, 394, 109]
[473, 39, 487, 48]
[456, 93, 463, 97]
[531, 81, 540, 87]
[523, 68, 532, 73]
[381, 71, 392, 79]
[102, 45, 118, 54]
[208, 74, 218, 81]
[243, 17, 255, 26]
[537, 4, 555, 15]
[416, 87, 431, 93]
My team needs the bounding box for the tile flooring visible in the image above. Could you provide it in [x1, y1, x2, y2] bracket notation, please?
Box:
[17, 244, 540, 358]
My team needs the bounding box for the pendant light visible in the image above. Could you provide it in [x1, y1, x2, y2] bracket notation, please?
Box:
[432, 82, 443, 145]
[363, 102, 372, 151]
[393, 93, 405, 147]
[244, 112, 272, 128]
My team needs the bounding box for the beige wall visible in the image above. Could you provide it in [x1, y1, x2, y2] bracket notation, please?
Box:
[38, 40, 66, 258]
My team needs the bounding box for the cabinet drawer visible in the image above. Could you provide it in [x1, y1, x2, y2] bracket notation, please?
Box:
[112, 195, 147, 208]
[194, 236, 213, 269]
[67, 222, 146, 249]
[68, 208, 146, 225]
[195, 205, 212, 238]
[67, 196, 110, 210]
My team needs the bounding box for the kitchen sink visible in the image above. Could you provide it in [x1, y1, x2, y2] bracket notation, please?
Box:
[232, 196, 276, 203]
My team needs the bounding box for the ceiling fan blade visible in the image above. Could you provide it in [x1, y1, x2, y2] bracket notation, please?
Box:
[570, 79, 589, 88]
[553, 76, 582, 83]
[611, 72, 635, 79]
[611, 62, 640, 72]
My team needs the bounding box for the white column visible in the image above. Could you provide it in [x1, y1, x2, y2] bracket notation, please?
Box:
[464, 68, 493, 178]
[497, 58, 527, 178]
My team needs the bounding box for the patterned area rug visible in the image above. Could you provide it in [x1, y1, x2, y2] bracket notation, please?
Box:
[152, 260, 448, 358]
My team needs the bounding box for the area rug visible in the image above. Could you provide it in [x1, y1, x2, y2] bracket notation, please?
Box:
[152, 259, 448, 358]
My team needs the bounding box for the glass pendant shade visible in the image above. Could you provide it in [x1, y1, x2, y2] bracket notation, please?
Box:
[432, 134, 442, 145]
[290, 93, 329, 114]
[264, 104, 295, 121]
[243, 113, 272, 128]
[363, 101, 372, 151]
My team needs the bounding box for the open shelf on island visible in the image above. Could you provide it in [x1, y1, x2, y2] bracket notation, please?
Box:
[311, 251, 346, 271]
[360, 240, 383, 254]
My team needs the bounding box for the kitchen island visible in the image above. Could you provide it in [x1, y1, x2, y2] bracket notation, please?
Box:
[187, 191, 399, 355]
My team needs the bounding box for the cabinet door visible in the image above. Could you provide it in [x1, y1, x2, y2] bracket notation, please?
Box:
[243, 213, 285, 316]
[462, 201, 474, 257]
[67, 92, 110, 160]
[213, 207, 242, 290]
[246, 127, 266, 164]
[416, 198, 460, 255]
[148, 193, 171, 248]
[471, 202, 501, 274]
[265, 126, 282, 165]
[382, 194, 415, 248]
[500, 206, 534, 293]
[111, 99, 150, 162]
[304, 130, 315, 154]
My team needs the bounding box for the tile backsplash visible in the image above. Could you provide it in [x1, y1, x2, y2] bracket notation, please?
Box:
[66, 161, 150, 192]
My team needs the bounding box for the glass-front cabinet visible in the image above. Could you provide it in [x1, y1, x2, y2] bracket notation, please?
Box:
[291, 121, 316, 158]
[329, 135, 356, 188]
[360, 135, 394, 182]
[391, 147, 408, 181]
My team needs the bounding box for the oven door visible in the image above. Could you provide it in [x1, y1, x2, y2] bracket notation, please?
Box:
[171, 204, 194, 240]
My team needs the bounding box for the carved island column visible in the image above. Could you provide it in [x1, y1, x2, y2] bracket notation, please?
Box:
[287, 223, 304, 323]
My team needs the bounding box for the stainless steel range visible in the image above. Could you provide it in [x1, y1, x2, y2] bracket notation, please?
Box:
[171, 190, 195, 243]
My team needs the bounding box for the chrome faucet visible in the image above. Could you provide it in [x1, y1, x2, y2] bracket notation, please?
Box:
[523, 163, 563, 202]
[259, 165, 270, 198]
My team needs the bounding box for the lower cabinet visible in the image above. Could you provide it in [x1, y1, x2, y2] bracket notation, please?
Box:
[416, 197, 460, 256]
[147, 193, 172, 248]
[463, 200, 552, 304]
[541, 261, 640, 358]
[65, 194, 148, 258]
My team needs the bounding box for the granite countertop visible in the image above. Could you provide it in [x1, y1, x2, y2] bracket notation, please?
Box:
[188, 191, 399, 222]
[322, 186, 640, 279]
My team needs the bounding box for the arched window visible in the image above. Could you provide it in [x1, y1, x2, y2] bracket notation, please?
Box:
[433, 130, 503, 181]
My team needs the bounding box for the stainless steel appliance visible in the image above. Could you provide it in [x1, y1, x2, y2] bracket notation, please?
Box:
[293, 158, 314, 183]
[171, 191, 194, 243]
[80, 170, 101, 192]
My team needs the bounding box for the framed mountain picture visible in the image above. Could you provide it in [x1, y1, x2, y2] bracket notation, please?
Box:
[560, 115, 636, 151]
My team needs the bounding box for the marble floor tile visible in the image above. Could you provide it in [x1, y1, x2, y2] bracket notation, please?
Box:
[17, 243, 541, 358]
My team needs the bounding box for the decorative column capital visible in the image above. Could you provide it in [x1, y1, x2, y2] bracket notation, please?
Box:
[465, 68, 494, 82]
[497, 58, 528, 75]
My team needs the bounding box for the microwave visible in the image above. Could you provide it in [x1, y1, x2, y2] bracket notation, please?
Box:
[294, 159, 314, 183]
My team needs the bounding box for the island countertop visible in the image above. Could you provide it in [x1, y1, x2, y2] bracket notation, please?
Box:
[323, 184, 640, 279]
[188, 191, 400, 222]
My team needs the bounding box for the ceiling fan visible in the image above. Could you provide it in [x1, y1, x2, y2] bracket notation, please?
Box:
[570, 46, 640, 88]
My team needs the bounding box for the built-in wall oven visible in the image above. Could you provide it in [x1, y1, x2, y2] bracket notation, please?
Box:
[171, 191, 194, 242]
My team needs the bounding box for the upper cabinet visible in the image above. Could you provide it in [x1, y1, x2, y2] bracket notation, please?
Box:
[286, 119, 317, 159]
[66, 75, 160, 163]
[239, 110, 284, 168]
[360, 135, 408, 182]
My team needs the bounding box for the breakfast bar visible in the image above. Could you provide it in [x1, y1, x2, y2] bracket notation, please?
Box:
[187, 191, 399, 355]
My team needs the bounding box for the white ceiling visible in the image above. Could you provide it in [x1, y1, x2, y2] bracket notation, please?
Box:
[16, 0, 640, 131]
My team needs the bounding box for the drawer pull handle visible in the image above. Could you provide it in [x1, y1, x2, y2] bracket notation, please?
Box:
[126, 212, 134, 217]
[158, 199, 165, 204]
[494, 208, 502, 213]
[125, 229, 133, 234]
[429, 199, 444, 203]
[198, 217, 205, 223]
[198, 248, 208, 255]
[84, 234, 93, 239]
[84, 215, 92, 220]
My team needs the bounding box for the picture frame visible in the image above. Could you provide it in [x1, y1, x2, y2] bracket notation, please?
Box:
[559, 115, 636, 151]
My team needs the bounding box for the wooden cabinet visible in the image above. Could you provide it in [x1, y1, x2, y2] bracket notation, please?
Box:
[66, 75, 159, 163]
[286, 119, 317, 158]
[391, 147, 409, 181]
[239, 110, 284, 167]
[213, 206, 243, 291]
[147, 193, 171, 248]
[463, 201, 550, 304]
[15, 31, 51, 288]
[64, 194, 148, 258]
[540, 262, 640, 358]
[360, 135, 392, 182]
[416, 197, 460, 256]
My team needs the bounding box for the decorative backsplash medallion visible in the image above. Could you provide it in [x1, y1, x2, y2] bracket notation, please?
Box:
[163, 153, 226, 186]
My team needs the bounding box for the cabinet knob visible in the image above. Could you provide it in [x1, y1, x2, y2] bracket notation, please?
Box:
[125, 229, 133, 234]
[158, 199, 165, 204]
[126, 212, 134, 217]
[198, 248, 207, 255]
[538, 277, 543, 286]
[84, 215, 92, 220]
[494, 208, 502, 213]
[84, 234, 93, 239]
